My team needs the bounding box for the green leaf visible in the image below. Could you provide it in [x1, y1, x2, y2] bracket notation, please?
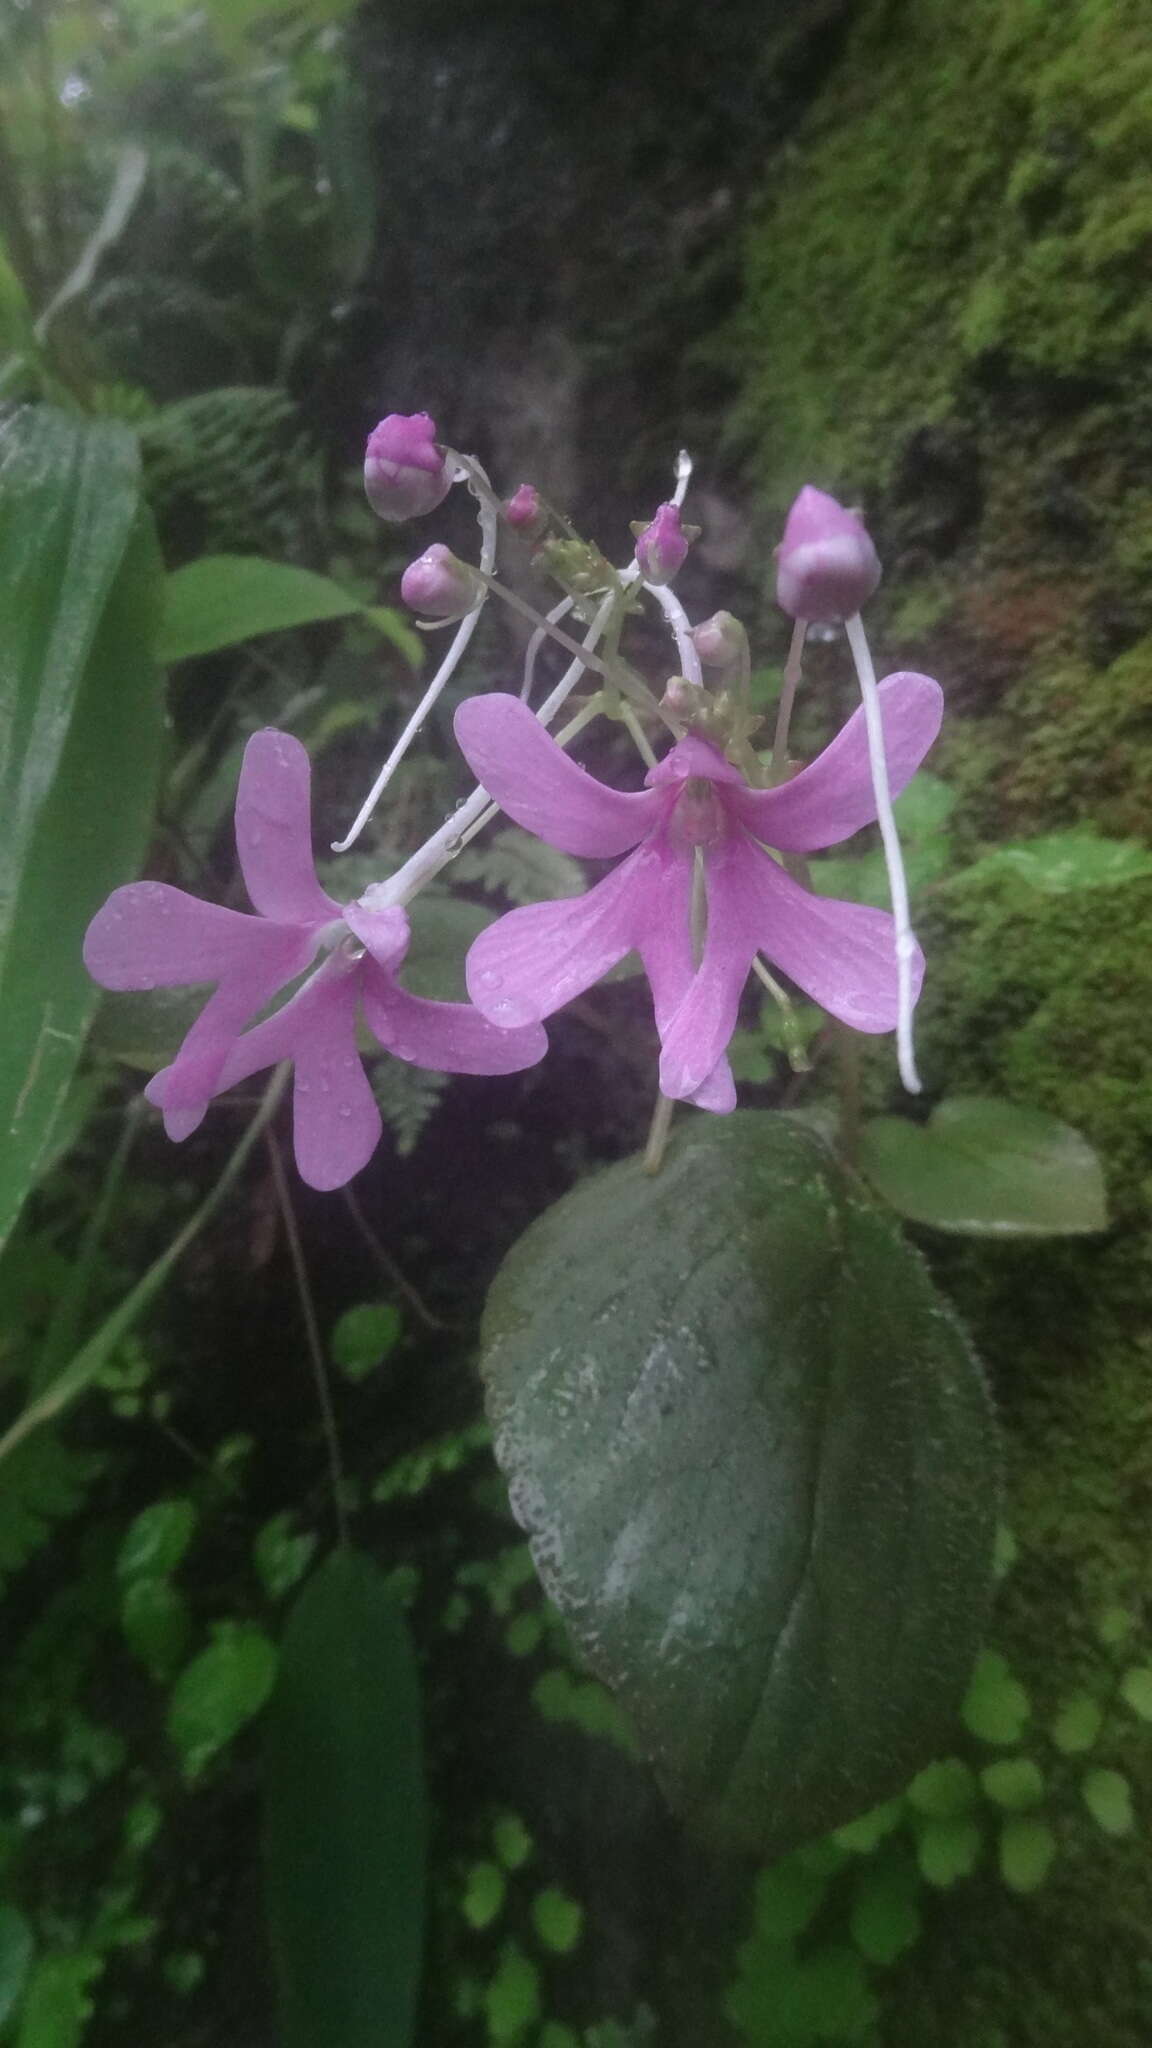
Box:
[0, 1906, 34, 2029]
[952, 831, 1152, 895]
[752, 1860, 831, 1942]
[914, 1815, 983, 1887]
[484, 1944, 540, 2045]
[492, 1814, 532, 1871]
[998, 1816, 1057, 1893]
[117, 1498, 197, 1581]
[14, 1952, 102, 2048]
[849, 1846, 922, 1965]
[330, 1302, 402, 1380]
[727, 1941, 878, 2047]
[906, 1757, 978, 1820]
[264, 1551, 426, 2048]
[1119, 1666, 1152, 1721]
[159, 554, 365, 661]
[1081, 1767, 1134, 1837]
[1050, 1693, 1104, 1754]
[454, 826, 585, 906]
[0, 1435, 102, 1591]
[980, 1758, 1045, 1811]
[253, 1513, 318, 1602]
[462, 1863, 505, 1931]
[400, 893, 492, 1001]
[531, 1888, 583, 1955]
[0, 406, 165, 1251]
[833, 1798, 905, 1853]
[478, 1112, 998, 1856]
[961, 1650, 1030, 1745]
[861, 1097, 1107, 1238]
[120, 1576, 192, 1678]
[168, 1622, 277, 1778]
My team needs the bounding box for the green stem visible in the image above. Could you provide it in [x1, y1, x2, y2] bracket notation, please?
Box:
[267, 1132, 349, 1547]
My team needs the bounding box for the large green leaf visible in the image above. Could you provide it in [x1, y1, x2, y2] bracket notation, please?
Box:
[479, 1112, 998, 1857]
[159, 553, 414, 663]
[0, 405, 165, 1251]
[264, 1550, 426, 2048]
[859, 1097, 1108, 1237]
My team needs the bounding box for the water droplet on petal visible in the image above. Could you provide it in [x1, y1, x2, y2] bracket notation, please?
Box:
[339, 1104, 353, 1119]
[138, 976, 155, 991]
[298, 1079, 311, 1094]
[478, 969, 503, 991]
[342, 1055, 356, 1070]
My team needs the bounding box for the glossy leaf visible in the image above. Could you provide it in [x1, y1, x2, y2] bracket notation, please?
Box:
[0, 405, 165, 1251]
[479, 1112, 998, 1856]
[264, 1550, 426, 2048]
[860, 1097, 1107, 1237]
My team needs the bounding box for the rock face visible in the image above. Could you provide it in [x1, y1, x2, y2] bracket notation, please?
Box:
[733, 2, 1152, 2039]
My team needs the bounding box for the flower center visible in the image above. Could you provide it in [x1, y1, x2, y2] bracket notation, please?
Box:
[675, 776, 725, 847]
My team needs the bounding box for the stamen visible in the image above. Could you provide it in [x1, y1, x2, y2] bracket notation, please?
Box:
[843, 610, 922, 1094]
[751, 955, 812, 1073]
[690, 845, 707, 966]
[671, 449, 693, 509]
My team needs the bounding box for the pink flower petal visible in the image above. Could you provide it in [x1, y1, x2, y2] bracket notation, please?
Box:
[646, 733, 747, 791]
[729, 672, 943, 850]
[660, 836, 923, 1099]
[342, 902, 410, 973]
[454, 694, 661, 856]
[84, 882, 309, 990]
[360, 964, 547, 1074]
[465, 841, 667, 1026]
[215, 959, 382, 1191]
[144, 929, 312, 1120]
[235, 730, 341, 926]
[626, 830, 736, 1113]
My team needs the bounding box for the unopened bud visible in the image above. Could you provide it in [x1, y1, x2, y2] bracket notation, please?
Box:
[661, 676, 707, 723]
[400, 543, 485, 620]
[692, 610, 747, 669]
[774, 486, 881, 621]
[364, 412, 454, 522]
[633, 503, 691, 585]
[503, 483, 544, 535]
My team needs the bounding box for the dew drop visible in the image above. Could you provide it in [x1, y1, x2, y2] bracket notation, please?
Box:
[247, 828, 262, 847]
[138, 976, 155, 991]
[339, 1104, 353, 1119]
[478, 969, 504, 991]
[298, 1079, 311, 1094]
[342, 1055, 356, 1069]
[490, 999, 514, 1019]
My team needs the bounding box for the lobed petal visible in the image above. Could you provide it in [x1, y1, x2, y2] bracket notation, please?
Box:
[215, 959, 382, 1191]
[235, 729, 340, 926]
[143, 922, 319, 1125]
[360, 965, 547, 1074]
[83, 882, 303, 990]
[454, 694, 661, 856]
[465, 841, 663, 1027]
[729, 671, 943, 851]
[629, 829, 736, 1113]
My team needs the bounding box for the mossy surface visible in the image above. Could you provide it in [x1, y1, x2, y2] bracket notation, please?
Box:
[732, 1, 1152, 2038]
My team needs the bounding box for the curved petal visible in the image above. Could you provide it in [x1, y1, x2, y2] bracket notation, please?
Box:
[215, 960, 382, 1191]
[454, 693, 661, 856]
[360, 965, 547, 1074]
[629, 830, 735, 1113]
[657, 840, 759, 1101]
[465, 840, 680, 1027]
[235, 729, 340, 925]
[84, 882, 310, 990]
[729, 671, 943, 851]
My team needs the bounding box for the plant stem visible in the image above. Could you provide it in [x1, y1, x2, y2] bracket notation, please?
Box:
[643, 1092, 675, 1176]
[843, 610, 921, 1093]
[267, 1132, 349, 1547]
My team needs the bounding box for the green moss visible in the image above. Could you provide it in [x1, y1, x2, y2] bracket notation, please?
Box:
[734, 0, 1152, 491]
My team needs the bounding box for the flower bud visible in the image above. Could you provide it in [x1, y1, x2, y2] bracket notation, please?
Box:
[633, 502, 690, 585]
[692, 610, 747, 669]
[400, 543, 485, 620]
[503, 483, 544, 534]
[364, 412, 454, 522]
[774, 485, 881, 621]
[661, 675, 708, 724]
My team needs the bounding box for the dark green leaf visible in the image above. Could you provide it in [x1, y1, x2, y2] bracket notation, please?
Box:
[961, 1650, 1030, 1745]
[998, 1816, 1056, 1893]
[264, 1550, 426, 2048]
[914, 1815, 983, 1887]
[479, 1112, 998, 1856]
[160, 554, 364, 662]
[1050, 1693, 1103, 1754]
[980, 1758, 1045, 1811]
[1081, 1767, 1134, 1837]
[0, 406, 165, 1250]
[0, 1906, 33, 2029]
[330, 1302, 402, 1380]
[860, 1097, 1107, 1237]
[849, 1846, 921, 1965]
[168, 1622, 277, 1778]
[117, 1498, 197, 1581]
[1119, 1666, 1152, 1721]
[120, 1576, 192, 1678]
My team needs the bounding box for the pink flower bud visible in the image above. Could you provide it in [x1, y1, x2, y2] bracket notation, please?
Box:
[692, 610, 746, 669]
[634, 503, 690, 585]
[503, 483, 544, 533]
[400, 543, 484, 620]
[774, 486, 881, 620]
[364, 412, 454, 521]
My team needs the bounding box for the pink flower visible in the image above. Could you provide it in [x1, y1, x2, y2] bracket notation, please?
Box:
[454, 679, 942, 1107]
[84, 731, 547, 1190]
[775, 486, 881, 621]
[363, 412, 454, 521]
